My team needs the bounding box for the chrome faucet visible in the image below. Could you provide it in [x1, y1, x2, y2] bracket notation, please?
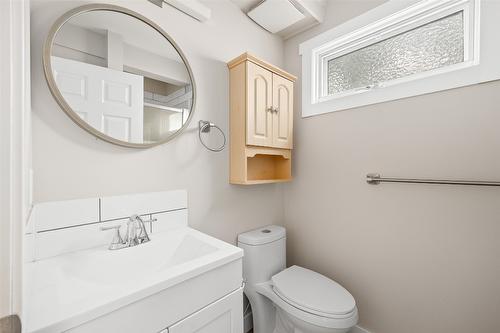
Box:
[127, 214, 151, 245]
[101, 214, 156, 250]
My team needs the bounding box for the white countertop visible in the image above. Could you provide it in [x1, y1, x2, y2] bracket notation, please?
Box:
[24, 227, 243, 333]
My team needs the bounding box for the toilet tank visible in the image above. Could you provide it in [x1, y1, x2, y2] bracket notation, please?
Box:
[238, 225, 286, 284]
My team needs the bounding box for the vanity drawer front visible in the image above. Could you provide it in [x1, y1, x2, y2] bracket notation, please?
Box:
[168, 287, 243, 333]
[65, 259, 242, 333]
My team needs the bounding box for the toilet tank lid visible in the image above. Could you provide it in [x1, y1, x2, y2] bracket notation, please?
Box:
[238, 225, 286, 245]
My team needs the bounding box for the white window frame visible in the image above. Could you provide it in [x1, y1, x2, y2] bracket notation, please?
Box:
[299, 0, 500, 117]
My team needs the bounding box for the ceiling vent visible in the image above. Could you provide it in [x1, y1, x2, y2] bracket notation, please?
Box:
[247, 0, 305, 34]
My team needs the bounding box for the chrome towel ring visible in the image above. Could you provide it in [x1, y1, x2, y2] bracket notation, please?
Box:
[198, 120, 226, 152]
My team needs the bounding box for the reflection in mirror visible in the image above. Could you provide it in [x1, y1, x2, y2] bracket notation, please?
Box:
[48, 8, 194, 146]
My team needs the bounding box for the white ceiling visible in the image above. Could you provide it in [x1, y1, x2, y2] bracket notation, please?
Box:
[230, 0, 328, 39]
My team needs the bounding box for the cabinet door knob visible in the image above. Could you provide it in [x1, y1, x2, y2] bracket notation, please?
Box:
[273, 107, 279, 113]
[267, 107, 274, 113]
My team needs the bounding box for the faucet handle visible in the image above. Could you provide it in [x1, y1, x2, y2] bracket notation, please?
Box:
[100, 224, 121, 231]
[100, 225, 124, 250]
[139, 217, 157, 234]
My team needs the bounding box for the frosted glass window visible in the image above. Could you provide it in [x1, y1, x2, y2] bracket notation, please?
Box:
[327, 12, 465, 95]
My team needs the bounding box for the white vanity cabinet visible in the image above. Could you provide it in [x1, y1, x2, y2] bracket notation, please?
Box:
[63, 259, 243, 333]
[24, 191, 245, 333]
[162, 288, 243, 333]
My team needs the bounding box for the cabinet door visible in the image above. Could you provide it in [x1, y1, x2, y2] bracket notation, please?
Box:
[272, 74, 293, 149]
[246, 62, 273, 147]
[168, 288, 243, 333]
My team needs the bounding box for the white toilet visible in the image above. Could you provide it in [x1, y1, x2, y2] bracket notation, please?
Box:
[238, 225, 358, 333]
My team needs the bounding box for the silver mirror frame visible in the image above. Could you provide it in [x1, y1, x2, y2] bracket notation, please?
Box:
[43, 4, 197, 149]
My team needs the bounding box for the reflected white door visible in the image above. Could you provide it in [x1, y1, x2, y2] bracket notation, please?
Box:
[51, 56, 144, 143]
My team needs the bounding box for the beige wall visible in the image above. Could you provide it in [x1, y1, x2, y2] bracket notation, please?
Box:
[30, 0, 285, 244]
[283, 1, 500, 333]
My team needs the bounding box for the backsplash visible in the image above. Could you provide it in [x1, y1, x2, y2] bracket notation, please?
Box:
[25, 190, 188, 262]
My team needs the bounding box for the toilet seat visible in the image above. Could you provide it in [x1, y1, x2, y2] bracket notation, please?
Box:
[255, 281, 358, 330]
[271, 265, 356, 318]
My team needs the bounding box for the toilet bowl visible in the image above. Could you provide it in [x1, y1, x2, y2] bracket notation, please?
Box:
[238, 225, 358, 333]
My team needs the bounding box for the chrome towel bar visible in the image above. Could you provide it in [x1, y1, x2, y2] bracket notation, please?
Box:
[366, 173, 500, 187]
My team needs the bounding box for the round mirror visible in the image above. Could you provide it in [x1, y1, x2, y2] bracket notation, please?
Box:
[43, 4, 196, 148]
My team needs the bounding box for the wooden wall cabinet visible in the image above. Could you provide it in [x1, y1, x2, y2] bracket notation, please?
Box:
[228, 53, 296, 185]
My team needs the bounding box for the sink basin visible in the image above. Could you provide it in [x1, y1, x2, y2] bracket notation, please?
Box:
[24, 227, 243, 333]
[61, 233, 218, 285]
